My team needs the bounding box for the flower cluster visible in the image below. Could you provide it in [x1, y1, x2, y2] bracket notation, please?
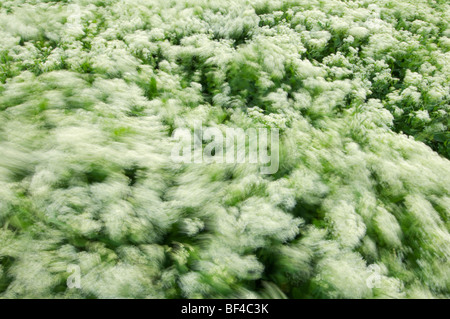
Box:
[0, 0, 449, 298]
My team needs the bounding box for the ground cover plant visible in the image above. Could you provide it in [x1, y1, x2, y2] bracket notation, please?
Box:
[0, 0, 449, 298]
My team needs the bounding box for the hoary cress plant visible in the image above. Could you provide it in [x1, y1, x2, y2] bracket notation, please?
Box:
[0, 0, 449, 298]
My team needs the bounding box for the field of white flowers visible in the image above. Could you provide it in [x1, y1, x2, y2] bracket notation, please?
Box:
[0, 0, 449, 298]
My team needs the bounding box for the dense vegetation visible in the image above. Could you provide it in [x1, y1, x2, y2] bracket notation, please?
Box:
[0, 0, 449, 298]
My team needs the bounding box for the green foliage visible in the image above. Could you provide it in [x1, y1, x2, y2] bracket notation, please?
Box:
[0, 0, 449, 299]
